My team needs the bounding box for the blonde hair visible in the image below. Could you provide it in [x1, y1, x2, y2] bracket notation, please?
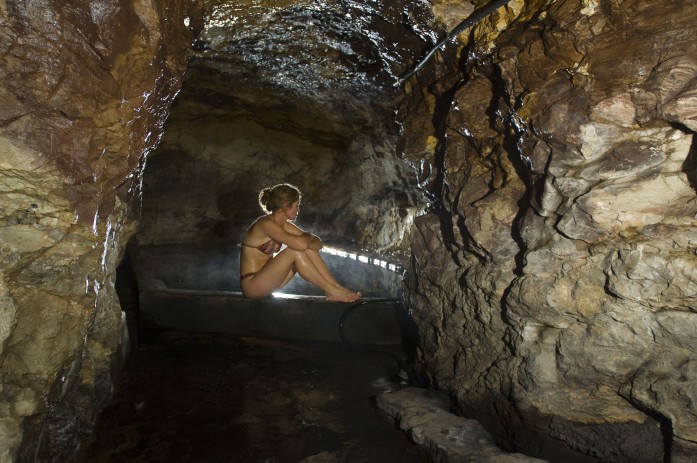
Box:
[258, 183, 301, 213]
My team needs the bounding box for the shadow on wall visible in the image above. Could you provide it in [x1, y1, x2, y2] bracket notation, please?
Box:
[124, 243, 403, 298]
[682, 132, 697, 193]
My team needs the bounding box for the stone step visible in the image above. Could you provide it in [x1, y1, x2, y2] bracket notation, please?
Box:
[376, 387, 549, 463]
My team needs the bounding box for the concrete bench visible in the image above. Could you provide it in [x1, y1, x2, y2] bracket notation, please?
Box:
[139, 289, 411, 345]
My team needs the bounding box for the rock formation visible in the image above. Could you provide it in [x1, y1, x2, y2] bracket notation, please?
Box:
[402, 0, 697, 461]
[0, 0, 193, 460]
[1, 0, 697, 461]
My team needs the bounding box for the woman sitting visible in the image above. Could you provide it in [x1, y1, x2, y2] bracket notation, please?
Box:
[240, 183, 361, 303]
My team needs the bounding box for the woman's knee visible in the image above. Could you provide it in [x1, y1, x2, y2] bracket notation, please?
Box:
[285, 247, 309, 261]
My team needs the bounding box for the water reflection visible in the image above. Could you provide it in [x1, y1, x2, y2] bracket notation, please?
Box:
[77, 329, 424, 462]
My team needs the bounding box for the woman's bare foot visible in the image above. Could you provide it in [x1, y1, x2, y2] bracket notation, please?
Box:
[335, 284, 353, 293]
[326, 287, 361, 303]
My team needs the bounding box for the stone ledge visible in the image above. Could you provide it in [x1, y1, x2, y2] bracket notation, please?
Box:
[375, 387, 548, 463]
[139, 289, 407, 345]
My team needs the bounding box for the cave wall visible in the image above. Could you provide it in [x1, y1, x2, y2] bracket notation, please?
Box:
[0, 0, 193, 460]
[401, 0, 697, 461]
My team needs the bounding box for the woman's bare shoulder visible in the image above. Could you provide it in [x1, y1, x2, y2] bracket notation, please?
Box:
[248, 214, 272, 228]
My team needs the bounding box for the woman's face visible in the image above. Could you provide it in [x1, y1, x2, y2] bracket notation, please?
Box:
[285, 200, 300, 220]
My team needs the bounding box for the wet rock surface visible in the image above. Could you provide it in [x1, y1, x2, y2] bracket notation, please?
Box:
[77, 329, 424, 463]
[401, 0, 697, 461]
[0, 0, 193, 461]
[376, 387, 548, 463]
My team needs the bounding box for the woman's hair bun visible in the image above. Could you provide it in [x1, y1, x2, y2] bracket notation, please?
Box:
[258, 184, 300, 213]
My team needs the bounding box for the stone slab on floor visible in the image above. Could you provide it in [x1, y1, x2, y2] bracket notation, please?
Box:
[139, 289, 406, 345]
[376, 387, 548, 463]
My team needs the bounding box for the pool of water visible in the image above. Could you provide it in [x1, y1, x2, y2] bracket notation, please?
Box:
[77, 328, 425, 463]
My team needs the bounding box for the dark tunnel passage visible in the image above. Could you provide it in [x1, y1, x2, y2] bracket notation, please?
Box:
[80, 1, 435, 461]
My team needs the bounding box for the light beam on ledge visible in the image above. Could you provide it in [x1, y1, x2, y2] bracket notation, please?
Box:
[321, 246, 403, 274]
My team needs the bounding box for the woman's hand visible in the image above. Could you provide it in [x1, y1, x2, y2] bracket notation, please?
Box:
[307, 233, 323, 251]
[260, 220, 323, 251]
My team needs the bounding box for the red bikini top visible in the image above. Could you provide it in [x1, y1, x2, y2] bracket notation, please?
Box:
[241, 238, 282, 255]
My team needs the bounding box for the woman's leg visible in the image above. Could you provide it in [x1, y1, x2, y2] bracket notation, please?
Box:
[304, 249, 351, 292]
[289, 250, 360, 301]
[242, 249, 360, 302]
[240, 251, 297, 298]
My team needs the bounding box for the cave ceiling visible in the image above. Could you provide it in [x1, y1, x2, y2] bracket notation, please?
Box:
[184, 0, 439, 141]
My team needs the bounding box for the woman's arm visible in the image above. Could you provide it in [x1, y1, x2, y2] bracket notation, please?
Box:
[257, 218, 314, 250]
[304, 233, 323, 251]
[284, 221, 323, 251]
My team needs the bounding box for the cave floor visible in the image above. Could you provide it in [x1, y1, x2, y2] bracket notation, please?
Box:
[78, 327, 424, 462]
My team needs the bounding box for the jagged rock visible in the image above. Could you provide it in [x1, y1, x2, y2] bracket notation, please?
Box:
[0, 0, 192, 460]
[402, 0, 697, 461]
[376, 387, 548, 462]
